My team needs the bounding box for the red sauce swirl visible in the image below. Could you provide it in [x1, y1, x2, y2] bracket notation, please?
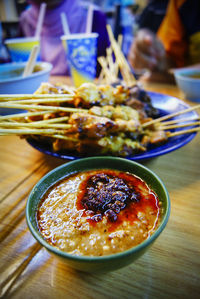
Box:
[77, 170, 159, 231]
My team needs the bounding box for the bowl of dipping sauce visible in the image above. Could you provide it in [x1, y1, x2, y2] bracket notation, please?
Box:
[0, 62, 52, 94]
[26, 156, 170, 272]
[174, 68, 200, 102]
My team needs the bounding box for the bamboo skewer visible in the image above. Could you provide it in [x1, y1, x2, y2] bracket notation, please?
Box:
[107, 25, 129, 81]
[117, 34, 123, 48]
[113, 34, 123, 79]
[0, 102, 87, 113]
[169, 127, 200, 137]
[0, 122, 72, 129]
[0, 128, 78, 142]
[98, 56, 116, 83]
[52, 134, 78, 141]
[161, 116, 200, 125]
[0, 128, 67, 136]
[27, 116, 69, 124]
[0, 110, 54, 120]
[0, 128, 78, 141]
[142, 104, 200, 128]
[0, 93, 74, 101]
[1, 98, 74, 104]
[106, 24, 136, 86]
[160, 121, 200, 130]
[106, 47, 116, 79]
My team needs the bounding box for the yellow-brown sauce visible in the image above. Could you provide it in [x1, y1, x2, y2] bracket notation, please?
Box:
[37, 169, 162, 256]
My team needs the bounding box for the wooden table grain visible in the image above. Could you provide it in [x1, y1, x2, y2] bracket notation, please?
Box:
[0, 78, 199, 299]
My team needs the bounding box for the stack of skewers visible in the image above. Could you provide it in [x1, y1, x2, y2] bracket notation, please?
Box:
[0, 82, 199, 157]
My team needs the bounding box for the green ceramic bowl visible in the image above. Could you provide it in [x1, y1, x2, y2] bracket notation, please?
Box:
[26, 157, 170, 272]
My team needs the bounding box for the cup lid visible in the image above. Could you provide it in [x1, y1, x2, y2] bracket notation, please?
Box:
[61, 32, 99, 40]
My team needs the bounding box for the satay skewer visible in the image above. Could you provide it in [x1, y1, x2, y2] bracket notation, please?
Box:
[1, 110, 199, 139]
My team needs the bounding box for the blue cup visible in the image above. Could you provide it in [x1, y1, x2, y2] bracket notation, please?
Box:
[61, 33, 98, 87]
[4, 37, 40, 62]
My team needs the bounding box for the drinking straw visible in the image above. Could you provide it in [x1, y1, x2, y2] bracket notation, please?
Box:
[60, 12, 70, 35]
[22, 45, 39, 77]
[86, 4, 94, 34]
[0, 22, 2, 43]
[35, 3, 47, 38]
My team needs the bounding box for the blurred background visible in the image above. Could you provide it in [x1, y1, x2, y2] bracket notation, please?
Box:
[0, 0, 199, 81]
[0, 0, 147, 65]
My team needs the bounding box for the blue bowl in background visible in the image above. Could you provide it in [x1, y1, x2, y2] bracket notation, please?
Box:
[0, 62, 52, 115]
[0, 62, 52, 94]
[174, 68, 200, 102]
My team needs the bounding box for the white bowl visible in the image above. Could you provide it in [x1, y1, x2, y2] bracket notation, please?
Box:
[174, 68, 200, 102]
[0, 62, 52, 94]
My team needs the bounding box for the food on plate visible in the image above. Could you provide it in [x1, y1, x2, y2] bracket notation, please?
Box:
[1, 82, 199, 157]
[35, 82, 158, 118]
[27, 82, 168, 156]
[37, 169, 162, 256]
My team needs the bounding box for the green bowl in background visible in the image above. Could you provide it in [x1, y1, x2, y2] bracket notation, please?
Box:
[26, 156, 170, 272]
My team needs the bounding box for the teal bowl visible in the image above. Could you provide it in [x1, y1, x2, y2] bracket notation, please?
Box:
[26, 157, 170, 272]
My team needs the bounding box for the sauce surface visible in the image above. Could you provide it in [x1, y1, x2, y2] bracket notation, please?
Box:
[182, 72, 200, 79]
[37, 169, 161, 256]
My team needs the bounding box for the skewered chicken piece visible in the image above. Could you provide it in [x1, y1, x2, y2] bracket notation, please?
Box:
[34, 82, 159, 119]
[50, 111, 167, 155]
[67, 113, 117, 139]
[66, 112, 141, 139]
[89, 105, 140, 121]
[52, 132, 145, 156]
[52, 128, 168, 156]
[35, 82, 75, 95]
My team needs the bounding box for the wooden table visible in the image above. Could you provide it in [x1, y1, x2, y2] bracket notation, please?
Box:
[0, 78, 199, 298]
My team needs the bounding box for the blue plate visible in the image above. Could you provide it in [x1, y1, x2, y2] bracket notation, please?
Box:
[27, 92, 199, 161]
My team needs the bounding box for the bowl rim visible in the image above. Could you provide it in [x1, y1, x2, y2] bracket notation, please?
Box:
[0, 62, 52, 83]
[4, 37, 40, 44]
[26, 156, 170, 262]
[174, 68, 200, 81]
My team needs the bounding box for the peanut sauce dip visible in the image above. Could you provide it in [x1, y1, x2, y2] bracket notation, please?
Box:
[37, 169, 161, 256]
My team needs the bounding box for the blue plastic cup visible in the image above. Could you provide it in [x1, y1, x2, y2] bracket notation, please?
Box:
[61, 33, 98, 87]
[4, 37, 40, 62]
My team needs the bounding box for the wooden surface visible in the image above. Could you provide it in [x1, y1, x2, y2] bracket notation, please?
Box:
[0, 77, 200, 299]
